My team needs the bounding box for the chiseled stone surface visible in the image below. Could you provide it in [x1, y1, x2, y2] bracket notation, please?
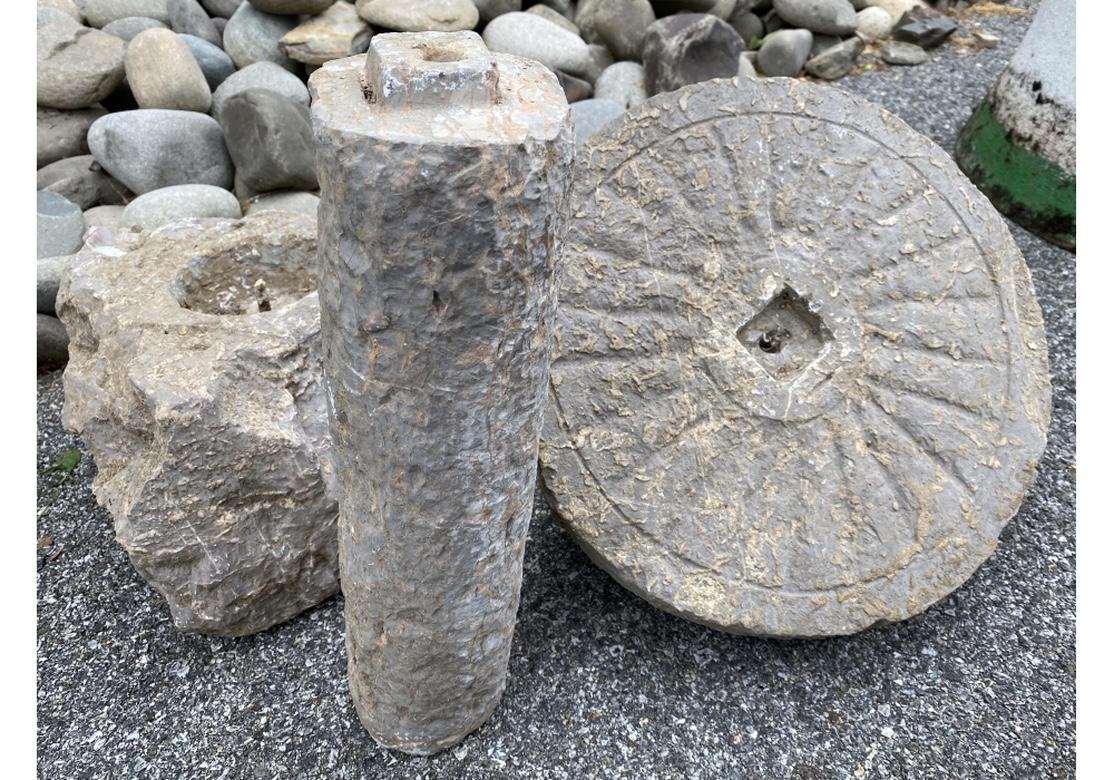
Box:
[309, 33, 573, 754]
[539, 78, 1051, 639]
[56, 212, 338, 637]
[279, 1, 372, 65]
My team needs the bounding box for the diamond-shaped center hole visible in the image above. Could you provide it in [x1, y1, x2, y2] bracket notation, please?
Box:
[736, 286, 833, 379]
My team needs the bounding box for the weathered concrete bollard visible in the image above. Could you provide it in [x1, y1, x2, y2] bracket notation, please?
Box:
[309, 32, 573, 754]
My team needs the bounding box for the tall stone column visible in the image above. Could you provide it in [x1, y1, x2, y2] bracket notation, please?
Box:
[309, 32, 573, 755]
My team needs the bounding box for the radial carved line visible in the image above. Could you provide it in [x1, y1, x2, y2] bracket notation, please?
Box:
[849, 405, 916, 515]
[860, 328, 999, 367]
[864, 390, 977, 498]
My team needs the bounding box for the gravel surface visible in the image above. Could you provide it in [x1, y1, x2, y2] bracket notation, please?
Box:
[37, 5, 1075, 777]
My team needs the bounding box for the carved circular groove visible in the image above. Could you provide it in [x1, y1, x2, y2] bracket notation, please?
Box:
[539, 79, 1052, 638]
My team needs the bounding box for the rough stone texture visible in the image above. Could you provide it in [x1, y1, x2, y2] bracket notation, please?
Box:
[309, 33, 574, 754]
[249, 0, 333, 13]
[121, 183, 242, 229]
[37, 106, 108, 168]
[88, 109, 234, 194]
[126, 28, 213, 111]
[38, 8, 127, 110]
[221, 88, 318, 192]
[35, 10, 1077, 775]
[773, 0, 857, 35]
[642, 13, 744, 96]
[571, 97, 624, 144]
[38, 314, 71, 368]
[594, 0, 655, 62]
[280, 2, 372, 65]
[539, 78, 1051, 639]
[82, 0, 171, 26]
[168, 0, 222, 44]
[37, 191, 85, 259]
[37, 154, 130, 209]
[482, 11, 594, 78]
[245, 189, 320, 218]
[757, 27, 812, 76]
[102, 15, 168, 39]
[594, 60, 647, 108]
[881, 39, 927, 64]
[893, 7, 957, 48]
[356, 0, 479, 33]
[223, 2, 299, 71]
[804, 34, 863, 79]
[38, 254, 76, 315]
[56, 213, 338, 636]
[180, 33, 237, 88]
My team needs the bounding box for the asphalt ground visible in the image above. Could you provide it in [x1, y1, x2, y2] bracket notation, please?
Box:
[37, 4, 1075, 777]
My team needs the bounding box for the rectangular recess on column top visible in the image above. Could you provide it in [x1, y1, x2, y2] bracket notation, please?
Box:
[365, 31, 499, 109]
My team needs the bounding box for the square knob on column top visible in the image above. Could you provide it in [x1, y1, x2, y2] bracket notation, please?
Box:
[365, 31, 499, 110]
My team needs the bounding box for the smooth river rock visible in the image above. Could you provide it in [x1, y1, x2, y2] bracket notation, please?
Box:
[210, 60, 309, 121]
[121, 184, 242, 229]
[38, 315, 70, 369]
[180, 33, 237, 88]
[37, 191, 85, 259]
[101, 16, 168, 40]
[221, 88, 317, 192]
[483, 11, 594, 78]
[126, 28, 212, 111]
[88, 109, 234, 193]
[38, 106, 108, 168]
[772, 0, 857, 35]
[594, 61, 647, 108]
[356, 0, 479, 33]
[168, 0, 222, 44]
[223, 1, 299, 71]
[594, 0, 655, 61]
[38, 9, 127, 109]
[82, 0, 171, 26]
[37, 154, 130, 209]
[757, 28, 812, 76]
[248, 0, 333, 12]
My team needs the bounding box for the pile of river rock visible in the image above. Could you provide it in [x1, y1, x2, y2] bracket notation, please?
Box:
[37, 0, 990, 368]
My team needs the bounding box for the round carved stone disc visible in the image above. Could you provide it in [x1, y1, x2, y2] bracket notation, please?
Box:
[539, 79, 1051, 638]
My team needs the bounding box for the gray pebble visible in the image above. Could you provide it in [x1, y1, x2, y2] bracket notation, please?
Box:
[38, 154, 130, 209]
[880, 39, 927, 65]
[737, 51, 757, 78]
[101, 16, 168, 40]
[82, 0, 171, 26]
[38, 192, 84, 259]
[594, 0, 655, 62]
[221, 89, 317, 192]
[651, 0, 718, 11]
[810, 33, 841, 56]
[526, 4, 579, 35]
[594, 61, 647, 108]
[180, 33, 236, 89]
[38, 106, 108, 169]
[483, 11, 594, 79]
[82, 204, 128, 230]
[473, 0, 519, 22]
[772, 0, 857, 35]
[38, 255, 76, 315]
[557, 71, 593, 102]
[757, 27, 812, 76]
[39, 0, 83, 21]
[248, 0, 333, 12]
[643, 13, 744, 95]
[245, 189, 320, 219]
[38, 9, 126, 109]
[804, 35, 863, 79]
[201, 0, 243, 16]
[88, 109, 234, 194]
[168, 0, 221, 45]
[729, 9, 764, 47]
[126, 28, 212, 112]
[223, 2, 299, 71]
[855, 6, 893, 39]
[210, 61, 309, 122]
[121, 184, 242, 230]
[571, 98, 624, 146]
[38, 314, 70, 369]
[355, 0, 479, 32]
